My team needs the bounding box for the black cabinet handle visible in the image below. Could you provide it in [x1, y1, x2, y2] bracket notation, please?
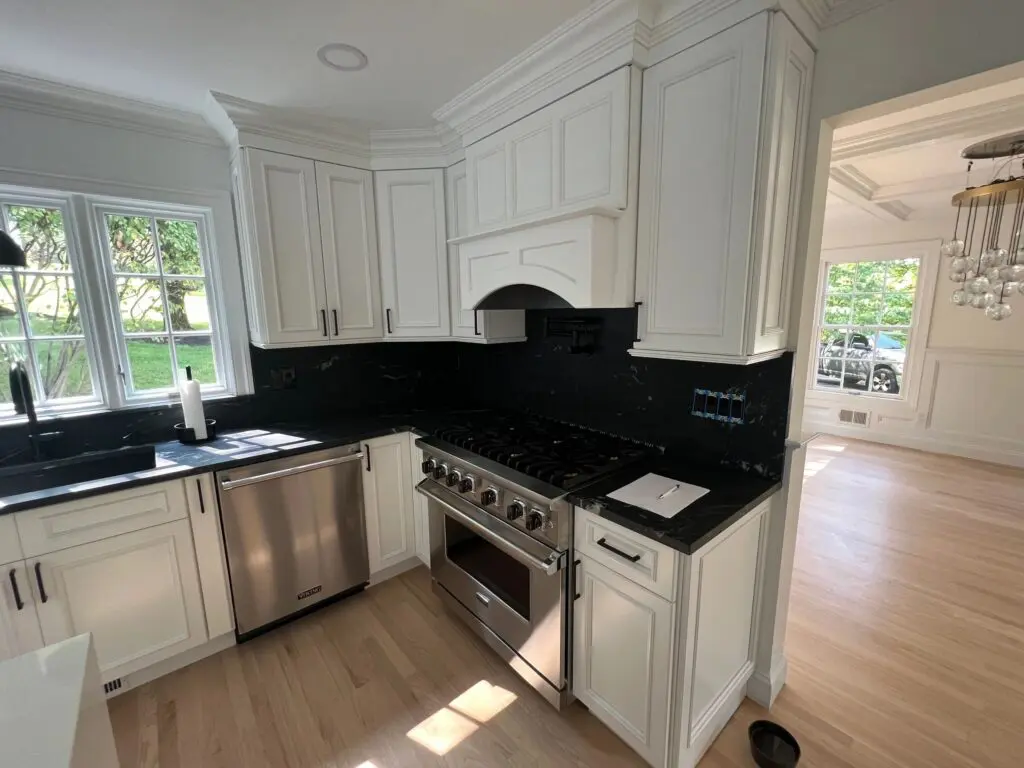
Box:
[633, 301, 643, 343]
[196, 479, 206, 515]
[597, 537, 642, 563]
[320, 309, 328, 337]
[364, 445, 371, 472]
[332, 309, 339, 336]
[573, 559, 581, 601]
[385, 308, 393, 334]
[34, 562, 48, 603]
[473, 311, 481, 336]
[9, 568, 23, 611]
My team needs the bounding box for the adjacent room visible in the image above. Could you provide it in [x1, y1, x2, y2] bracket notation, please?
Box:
[0, 1, 1022, 767]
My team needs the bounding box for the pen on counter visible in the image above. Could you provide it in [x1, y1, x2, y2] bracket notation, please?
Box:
[658, 484, 681, 500]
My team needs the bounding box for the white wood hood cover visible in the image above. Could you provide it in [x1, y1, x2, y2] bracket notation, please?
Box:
[458, 213, 633, 309]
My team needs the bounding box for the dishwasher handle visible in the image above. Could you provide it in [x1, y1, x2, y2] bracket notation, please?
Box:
[219, 453, 364, 491]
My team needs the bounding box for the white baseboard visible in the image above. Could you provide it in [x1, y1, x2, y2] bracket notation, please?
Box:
[746, 655, 788, 708]
[111, 631, 236, 697]
[368, 556, 424, 586]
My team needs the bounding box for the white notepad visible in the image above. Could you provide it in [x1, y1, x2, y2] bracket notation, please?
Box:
[607, 473, 710, 518]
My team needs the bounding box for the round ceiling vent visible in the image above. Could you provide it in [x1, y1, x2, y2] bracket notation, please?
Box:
[316, 43, 369, 72]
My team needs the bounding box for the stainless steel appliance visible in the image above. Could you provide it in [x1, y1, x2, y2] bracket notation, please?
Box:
[415, 413, 652, 709]
[216, 444, 370, 639]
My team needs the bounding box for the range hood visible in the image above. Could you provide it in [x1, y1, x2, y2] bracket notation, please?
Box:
[455, 214, 634, 310]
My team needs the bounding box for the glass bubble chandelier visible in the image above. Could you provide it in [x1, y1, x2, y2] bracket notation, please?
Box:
[942, 131, 1024, 321]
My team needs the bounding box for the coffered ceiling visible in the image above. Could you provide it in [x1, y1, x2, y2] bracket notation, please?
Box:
[824, 77, 1024, 229]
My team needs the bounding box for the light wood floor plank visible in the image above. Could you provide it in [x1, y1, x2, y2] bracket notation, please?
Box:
[108, 436, 1024, 767]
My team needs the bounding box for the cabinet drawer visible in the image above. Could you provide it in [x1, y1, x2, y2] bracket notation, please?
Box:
[16, 480, 189, 558]
[0, 514, 23, 566]
[575, 507, 679, 601]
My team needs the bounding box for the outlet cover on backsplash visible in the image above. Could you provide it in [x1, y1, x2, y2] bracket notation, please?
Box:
[692, 389, 746, 424]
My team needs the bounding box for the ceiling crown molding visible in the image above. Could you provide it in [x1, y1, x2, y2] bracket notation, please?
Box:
[433, 0, 658, 144]
[794, 0, 893, 28]
[369, 126, 464, 169]
[0, 69, 221, 146]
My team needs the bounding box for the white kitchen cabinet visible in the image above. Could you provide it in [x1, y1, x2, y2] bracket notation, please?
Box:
[32, 519, 208, 682]
[574, 555, 673, 767]
[445, 162, 525, 343]
[632, 12, 813, 364]
[236, 148, 328, 346]
[362, 433, 417, 575]
[375, 169, 451, 339]
[0, 560, 44, 662]
[185, 474, 234, 638]
[316, 162, 385, 341]
[408, 439, 431, 566]
[465, 67, 634, 235]
[233, 148, 383, 347]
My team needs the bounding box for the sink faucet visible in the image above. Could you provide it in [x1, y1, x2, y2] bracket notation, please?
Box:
[9, 361, 50, 461]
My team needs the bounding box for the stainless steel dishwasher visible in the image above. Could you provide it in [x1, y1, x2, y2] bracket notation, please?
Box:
[216, 444, 370, 639]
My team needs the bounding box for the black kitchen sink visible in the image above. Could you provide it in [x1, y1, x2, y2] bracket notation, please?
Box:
[0, 445, 157, 497]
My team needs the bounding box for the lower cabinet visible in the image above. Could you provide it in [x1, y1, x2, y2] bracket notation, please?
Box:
[33, 519, 208, 681]
[362, 433, 417, 575]
[0, 560, 44, 662]
[409, 438, 432, 566]
[573, 556, 673, 767]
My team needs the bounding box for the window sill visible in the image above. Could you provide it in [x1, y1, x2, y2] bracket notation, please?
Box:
[0, 391, 240, 428]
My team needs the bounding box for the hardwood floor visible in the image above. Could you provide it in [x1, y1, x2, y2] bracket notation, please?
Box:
[109, 436, 1024, 767]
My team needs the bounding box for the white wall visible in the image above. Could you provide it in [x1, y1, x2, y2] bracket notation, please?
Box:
[802, 215, 1024, 467]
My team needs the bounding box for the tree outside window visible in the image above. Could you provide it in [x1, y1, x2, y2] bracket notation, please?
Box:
[815, 257, 919, 398]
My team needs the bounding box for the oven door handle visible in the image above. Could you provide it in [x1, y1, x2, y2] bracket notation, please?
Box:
[418, 486, 565, 576]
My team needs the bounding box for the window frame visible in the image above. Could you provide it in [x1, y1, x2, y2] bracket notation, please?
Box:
[0, 183, 250, 422]
[808, 240, 939, 415]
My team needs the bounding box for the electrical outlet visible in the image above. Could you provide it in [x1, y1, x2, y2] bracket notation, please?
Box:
[692, 389, 745, 424]
[270, 367, 297, 390]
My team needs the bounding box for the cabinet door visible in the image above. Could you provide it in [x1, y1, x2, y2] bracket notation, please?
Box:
[574, 556, 672, 767]
[633, 14, 768, 360]
[316, 162, 384, 341]
[33, 520, 207, 681]
[375, 169, 450, 338]
[244, 148, 329, 345]
[185, 474, 234, 638]
[0, 561, 43, 661]
[362, 434, 416, 575]
[408, 440, 431, 567]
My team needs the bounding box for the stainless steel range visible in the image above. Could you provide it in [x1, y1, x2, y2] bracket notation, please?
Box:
[414, 413, 652, 709]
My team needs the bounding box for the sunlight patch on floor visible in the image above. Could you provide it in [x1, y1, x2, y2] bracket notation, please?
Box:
[406, 679, 518, 756]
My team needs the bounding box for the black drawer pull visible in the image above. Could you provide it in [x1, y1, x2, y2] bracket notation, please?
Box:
[34, 562, 48, 603]
[596, 537, 642, 563]
[385, 308, 393, 334]
[573, 559, 581, 600]
[9, 568, 24, 611]
[633, 301, 643, 343]
[196, 479, 206, 514]
[332, 309, 339, 336]
[320, 309, 328, 337]
[364, 445, 371, 472]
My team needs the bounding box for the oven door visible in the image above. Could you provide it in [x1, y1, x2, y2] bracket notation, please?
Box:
[417, 482, 567, 689]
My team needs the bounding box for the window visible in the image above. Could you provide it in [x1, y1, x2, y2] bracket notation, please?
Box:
[814, 256, 920, 398]
[1, 186, 244, 419]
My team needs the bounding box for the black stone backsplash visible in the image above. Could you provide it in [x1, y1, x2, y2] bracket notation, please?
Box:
[1, 309, 791, 478]
[456, 309, 792, 478]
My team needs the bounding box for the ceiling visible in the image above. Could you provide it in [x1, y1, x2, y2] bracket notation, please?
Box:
[0, 0, 591, 128]
[824, 78, 1024, 230]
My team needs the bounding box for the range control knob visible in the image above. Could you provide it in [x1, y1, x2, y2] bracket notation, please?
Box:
[421, 459, 436, 475]
[506, 500, 525, 521]
[433, 465, 447, 481]
[524, 512, 544, 532]
[458, 476, 474, 493]
[480, 489, 498, 506]
[446, 470, 461, 487]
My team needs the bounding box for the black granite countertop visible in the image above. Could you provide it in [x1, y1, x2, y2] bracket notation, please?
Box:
[0, 410, 455, 515]
[567, 456, 781, 555]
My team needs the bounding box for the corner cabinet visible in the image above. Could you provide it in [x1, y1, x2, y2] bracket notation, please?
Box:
[232, 148, 383, 347]
[374, 169, 452, 338]
[445, 162, 525, 343]
[632, 12, 813, 365]
[362, 433, 418, 575]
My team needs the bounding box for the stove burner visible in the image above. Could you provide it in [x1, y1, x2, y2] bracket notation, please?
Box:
[432, 413, 654, 490]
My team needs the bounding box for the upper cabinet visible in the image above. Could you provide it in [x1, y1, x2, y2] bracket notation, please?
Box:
[375, 169, 451, 338]
[465, 67, 634, 236]
[232, 148, 383, 347]
[445, 162, 525, 343]
[632, 12, 813, 364]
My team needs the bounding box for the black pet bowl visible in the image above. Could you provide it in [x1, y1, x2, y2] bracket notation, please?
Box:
[749, 720, 801, 768]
